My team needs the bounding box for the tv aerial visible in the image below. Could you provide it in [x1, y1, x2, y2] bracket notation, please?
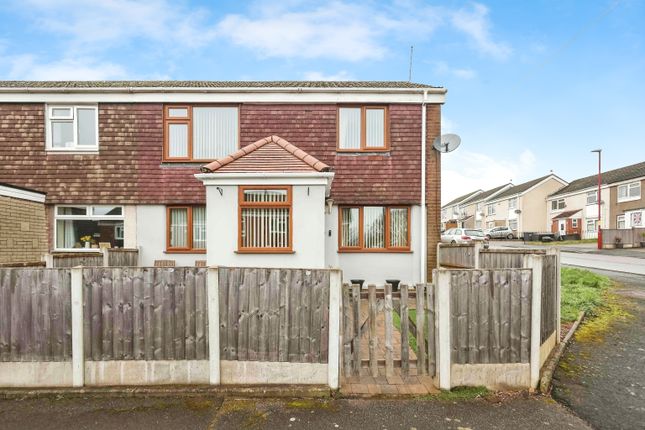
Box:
[432, 134, 461, 153]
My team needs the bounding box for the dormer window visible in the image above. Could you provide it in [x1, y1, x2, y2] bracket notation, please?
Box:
[46, 105, 98, 151]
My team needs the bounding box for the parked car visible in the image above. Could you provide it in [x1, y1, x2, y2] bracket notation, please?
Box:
[484, 226, 516, 240]
[441, 228, 490, 245]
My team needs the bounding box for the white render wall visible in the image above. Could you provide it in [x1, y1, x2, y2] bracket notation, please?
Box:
[136, 205, 205, 266]
[547, 187, 610, 231]
[324, 205, 422, 286]
[205, 183, 327, 269]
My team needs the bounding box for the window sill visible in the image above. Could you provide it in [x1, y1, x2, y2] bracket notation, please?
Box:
[617, 197, 641, 203]
[165, 249, 207, 254]
[338, 249, 412, 254]
[46, 149, 99, 155]
[235, 249, 295, 254]
[336, 150, 390, 155]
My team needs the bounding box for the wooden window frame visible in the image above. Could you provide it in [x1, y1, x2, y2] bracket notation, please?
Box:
[166, 205, 206, 253]
[237, 185, 293, 254]
[163, 104, 240, 162]
[336, 105, 390, 152]
[338, 205, 411, 253]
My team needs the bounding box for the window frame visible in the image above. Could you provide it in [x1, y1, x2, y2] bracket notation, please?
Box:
[54, 204, 124, 251]
[237, 185, 293, 253]
[586, 190, 598, 205]
[508, 197, 518, 209]
[46, 105, 99, 152]
[551, 199, 565, 211]
[616, 214, 625, 229]
[336, 105, 389, 152]
[486, 203, 496, 216]
[163, 104, 240, 162]
[617, 181, 641, 202]
[165, 205, 207, 253]
[338, 205, 411, 253]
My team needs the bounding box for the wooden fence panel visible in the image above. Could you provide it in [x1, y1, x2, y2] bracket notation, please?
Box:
[107, 249, 139, 267]
[82, 267, 208, 361]
[218, 267, 330, 364]
[449, 269, 532, 365]
[53, 253, 103, 268]
[438, 244, 476, 268]
[540, 255, 558, 343]
[0, 268, 72, 362]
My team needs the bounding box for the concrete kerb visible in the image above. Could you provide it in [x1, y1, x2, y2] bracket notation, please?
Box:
[539, 311, 586, 394]
[0, 384, 333, 401]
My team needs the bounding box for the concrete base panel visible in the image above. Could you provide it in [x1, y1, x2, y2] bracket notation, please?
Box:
[0, 362, 72, 387]
[451, 363, 530, 390]
[220, 360, 328, 385]
[84, 360, 209, 386]
[540, 331, 558, 368]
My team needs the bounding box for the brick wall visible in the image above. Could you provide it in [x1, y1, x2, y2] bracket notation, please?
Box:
[0, 195, 47, 264]
[425, 104, 442, 278]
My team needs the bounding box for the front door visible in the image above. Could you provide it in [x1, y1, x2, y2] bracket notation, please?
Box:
[558, 219, 567, 235]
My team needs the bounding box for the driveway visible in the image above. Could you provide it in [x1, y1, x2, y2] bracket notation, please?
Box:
[0, 394, 590, 430]
[552, 270, 645, 430]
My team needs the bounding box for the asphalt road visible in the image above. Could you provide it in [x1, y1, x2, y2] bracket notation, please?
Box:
[0, 394, 590, 430]
[552, 270, 645, 430]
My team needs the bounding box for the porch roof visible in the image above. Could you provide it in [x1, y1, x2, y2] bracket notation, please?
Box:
[552, 209, 581, 220]
[200, 135, 330, 174]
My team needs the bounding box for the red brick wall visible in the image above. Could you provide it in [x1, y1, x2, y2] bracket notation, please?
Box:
[425, 105, 442, 277]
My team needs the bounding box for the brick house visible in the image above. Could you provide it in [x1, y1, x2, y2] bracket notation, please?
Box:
[547, 161, 645, 237]
[0, 81, 445, 284]
[0, 183, 47, 264]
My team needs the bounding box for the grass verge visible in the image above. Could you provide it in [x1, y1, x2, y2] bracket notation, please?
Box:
[423, 386, 489, 401]
[560, 267, 611, 322]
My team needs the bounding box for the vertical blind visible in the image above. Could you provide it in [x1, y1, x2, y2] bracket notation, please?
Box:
[363, 206, 385, 248]
[240, 189, 290, 249]
[338, 107, 361, 149]
[193, 107, 238, 159]
[77, 108, 97, 147]
[389, 208, 408, 248]
[341, 207, 360, 247]
[168, 123, 189, 158]
[192, 207, 206, 249]
[170, 208, 188, 248]
[365, 108, 385, 148]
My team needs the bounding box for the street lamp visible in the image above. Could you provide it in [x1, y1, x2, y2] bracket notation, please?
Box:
[591, 149, 602, 249]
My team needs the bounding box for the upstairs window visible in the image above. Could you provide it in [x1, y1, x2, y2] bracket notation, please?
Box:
[551, 199, 565, 210]
[617, 182, 641, 202]
[338, 106, 388, 151]
[339, 206, 410, 252]
[46, 105, 98, 151]
[487, 204, 496, 215]
[508, 197, 518, 209]
[586, 191, 598, 205]
[164, 105, 239, 161]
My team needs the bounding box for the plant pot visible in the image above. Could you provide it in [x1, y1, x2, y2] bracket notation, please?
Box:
[615, 243, 623, 249]
[84, 242, 90, 249]
[385, 279, 401, 292]
[640, 241, 645, 248]
[350, 279, 364, 288]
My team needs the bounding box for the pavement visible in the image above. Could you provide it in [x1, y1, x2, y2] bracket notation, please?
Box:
[0, 393, 591, 429]
[552, 270, 645, 430]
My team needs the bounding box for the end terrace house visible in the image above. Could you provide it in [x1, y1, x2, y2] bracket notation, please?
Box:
[0, 81, 445, 284]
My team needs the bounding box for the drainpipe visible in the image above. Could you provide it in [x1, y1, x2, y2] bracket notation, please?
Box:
[420, 90, 428, 283]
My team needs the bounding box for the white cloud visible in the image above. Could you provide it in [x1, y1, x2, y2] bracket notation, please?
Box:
[453, 68, 477, 79]
[6, 55, 127, 80]
[451, 3, 511, 60]
[434, 61, 477, 80]
[441, 148, 537, 204]
[303, 70, 353, 81]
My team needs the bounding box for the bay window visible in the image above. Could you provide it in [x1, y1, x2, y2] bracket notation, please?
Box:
[55, 205, 123, 250]
[239, 186, 292, 252]
[46, 105, 98, 151]
[164, 105, 239, 161]
[338, 106, 388, 151]
[339, 206, 410, 252]
[166, 206, 206, 252]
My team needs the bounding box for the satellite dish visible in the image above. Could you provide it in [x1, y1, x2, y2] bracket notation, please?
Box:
[433, 134, 461, 153]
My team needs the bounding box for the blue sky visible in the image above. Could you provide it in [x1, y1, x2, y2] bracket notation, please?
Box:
[0, 0, 643, 203]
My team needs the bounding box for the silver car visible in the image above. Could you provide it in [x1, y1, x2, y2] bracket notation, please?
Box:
[484, 226, 516, 240]
[441, 228, 489, 245]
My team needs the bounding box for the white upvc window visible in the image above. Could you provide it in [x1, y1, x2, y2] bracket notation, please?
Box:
[487, 203, 496, 215]
[632, 211, 643, 227]
[46, 105, 99, 151]
[54, 205, 124, 250]
[586, 190, 598, 205]
[617, 182, 641, 202]
[617, 214, 625, 229]
[508, 197, 518, 209]
[572, 218, 578, 228]
[551, 199, 565, 211]
[508, 219, 518, 231]
[586, 219, 597, 232]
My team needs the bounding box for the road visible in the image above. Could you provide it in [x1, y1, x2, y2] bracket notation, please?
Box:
[561, 253, 645, 275]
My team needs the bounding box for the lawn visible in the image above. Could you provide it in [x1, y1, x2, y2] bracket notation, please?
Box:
[560, 267, 611, 322]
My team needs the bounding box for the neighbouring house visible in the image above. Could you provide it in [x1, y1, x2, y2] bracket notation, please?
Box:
[482, 174, 568, 235]
[462, 183, 513, 229]
[0, 183, 47, 265]
[548, 161, 645, 238]
[440, 189, 483, 229]
[0, 80, 446, 284]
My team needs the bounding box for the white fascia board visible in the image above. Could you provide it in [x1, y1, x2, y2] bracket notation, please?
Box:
[0, 184, 46, 203]
[195, 172, 335, 186]
[0, 88, 446, 104]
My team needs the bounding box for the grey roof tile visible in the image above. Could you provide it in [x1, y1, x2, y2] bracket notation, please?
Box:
[550, 161, 645, 197]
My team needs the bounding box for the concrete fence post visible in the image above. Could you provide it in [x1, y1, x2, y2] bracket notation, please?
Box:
[70, 266, 84, 387]
[44, 253, 54, 268]
[101, 248, 109, 267]
[207, 266, 220, 385]
[473, 242, 481, 269]
[435, 269, 452, 390]
[547, 248, 562, 343]
[526, 255, 543, 391]
[328, 269, 342, 390]
[436, 242, 442, 269]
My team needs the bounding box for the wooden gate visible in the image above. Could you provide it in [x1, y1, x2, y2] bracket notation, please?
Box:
[341, 283, 436, 379]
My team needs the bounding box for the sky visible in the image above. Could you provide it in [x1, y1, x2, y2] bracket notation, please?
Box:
[0, 0, 643, 204]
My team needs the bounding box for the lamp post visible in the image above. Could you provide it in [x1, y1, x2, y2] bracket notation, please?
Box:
[591, 149, 602, 249]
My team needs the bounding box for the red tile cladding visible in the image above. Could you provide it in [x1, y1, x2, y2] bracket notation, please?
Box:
[202, 135, 330, 173]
